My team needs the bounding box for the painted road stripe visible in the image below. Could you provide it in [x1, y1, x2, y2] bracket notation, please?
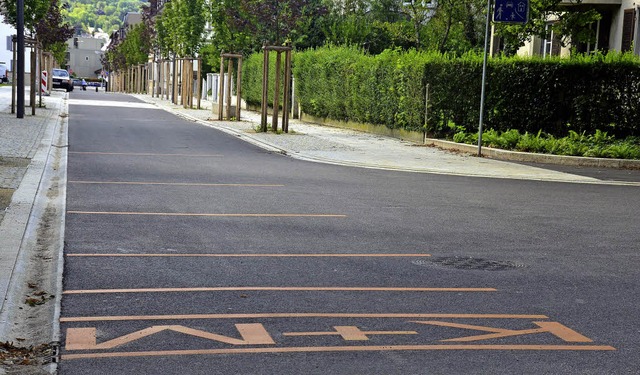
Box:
[62, 287, 496, 294]
[66, 211, 347, 218]
[68, 152, 223, 157]
[66, 253, 431, 258]
[60, 313, 548, 322]
[67, 99, 158, 109]
[68, 181, 285, 187]
[61, 344, 616, 360]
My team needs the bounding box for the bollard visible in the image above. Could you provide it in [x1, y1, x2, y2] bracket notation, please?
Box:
[95, 85, 98, 92]
[41, 70, 47, 94]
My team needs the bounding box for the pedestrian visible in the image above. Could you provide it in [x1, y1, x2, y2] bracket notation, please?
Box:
[81, 79, 87, 91]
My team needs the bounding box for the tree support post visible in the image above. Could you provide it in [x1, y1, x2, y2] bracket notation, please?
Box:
[218, 53, 243, 121]
[260, 45, 292, 133]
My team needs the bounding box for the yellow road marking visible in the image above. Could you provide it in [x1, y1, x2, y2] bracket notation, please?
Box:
[61, 344, 616, 359]
[62, 287, 497, 294]
[283, 326, 417, 341]
[66, 211, 347, 218]
[60, 313, 547, 323]
[66, 253, 431, 258]
[413, 321, 594, 343]
[66, 324, 275, 350]
[68, 152, 223, 157]
[68, 181, 285, 187]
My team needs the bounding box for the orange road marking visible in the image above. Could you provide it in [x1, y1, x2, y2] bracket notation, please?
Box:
[68, 152, 223, 157]
[60, 313, 547, 323]
[66, 324, 274, 350]
[414, 321, 593, 343]
[66, 211, 347, 218]
[66, 253, 431, 258]
[60, 344, 616, 360]
[283, 326, 417, 341]
[62, 287, 497, 295]
[68, 181, 285, 187]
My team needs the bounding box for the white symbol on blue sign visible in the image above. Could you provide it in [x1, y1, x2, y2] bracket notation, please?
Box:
[494, 0, 529, 24]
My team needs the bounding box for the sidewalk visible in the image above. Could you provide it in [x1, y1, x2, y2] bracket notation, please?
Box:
[0, 86, 67, 372]
[133, 94, 640, 187]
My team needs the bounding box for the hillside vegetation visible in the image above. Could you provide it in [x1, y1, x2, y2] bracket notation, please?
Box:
[63, 0, 145, 34]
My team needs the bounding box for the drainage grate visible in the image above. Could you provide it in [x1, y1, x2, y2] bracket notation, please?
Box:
[413, 257, 525, 271]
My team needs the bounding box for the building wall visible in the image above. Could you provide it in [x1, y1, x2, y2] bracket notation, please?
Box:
[609, 0, 639, 53]
[66, 36, 106, 78]
[0, 22, 33, 74]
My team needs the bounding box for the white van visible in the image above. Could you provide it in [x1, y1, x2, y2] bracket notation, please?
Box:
[0, 62, 8, 83]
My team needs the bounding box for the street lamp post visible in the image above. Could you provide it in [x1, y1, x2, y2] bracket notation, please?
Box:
[17, 0, 25, 118]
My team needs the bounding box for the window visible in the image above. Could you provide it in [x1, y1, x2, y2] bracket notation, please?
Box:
[621, 9, 636, 52]
[635, 8, 640, 56]
[85, 56, 90, 61]
[540, 23, 562, 58]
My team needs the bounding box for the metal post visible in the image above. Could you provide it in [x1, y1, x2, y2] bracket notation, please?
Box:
[478, 0, 492, 157]
[17, 0, 25, 118]
[424, 83, 430, 143]
[30, 48, 36, 115]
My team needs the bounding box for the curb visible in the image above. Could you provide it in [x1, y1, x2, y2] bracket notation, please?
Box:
[132, 96, 640, 186]
[425, 139, 640, 170]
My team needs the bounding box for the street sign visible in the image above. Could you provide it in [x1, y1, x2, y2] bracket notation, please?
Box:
[494, 0, 529, 24]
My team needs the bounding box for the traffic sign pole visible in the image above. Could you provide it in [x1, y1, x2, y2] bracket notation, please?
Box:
[477, 0, 492, 157]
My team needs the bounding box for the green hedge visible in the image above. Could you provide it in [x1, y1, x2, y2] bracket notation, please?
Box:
[243, 51, 289, 108]
[242, 47, 640, 138]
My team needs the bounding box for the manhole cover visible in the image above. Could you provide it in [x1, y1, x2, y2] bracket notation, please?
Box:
[413, 257, 525, 271]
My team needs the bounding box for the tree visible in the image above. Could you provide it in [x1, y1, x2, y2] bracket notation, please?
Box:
[402, 0, 436, 49]
[155, 0, 206, 57]
[0, 0, 49, 31]
[412, 0, 486, 54]
[35, 0, 75, 64]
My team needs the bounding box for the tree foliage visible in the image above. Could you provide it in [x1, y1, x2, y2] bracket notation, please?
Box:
[155, 0, 206, 57]
[1, 0, 74, 64]
[0, 0, 50, 31]
[62, 0, 145, 34]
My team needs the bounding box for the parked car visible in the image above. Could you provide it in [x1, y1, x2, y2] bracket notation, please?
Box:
[52, 68, 73, 92]
[0, 63, 8, 83]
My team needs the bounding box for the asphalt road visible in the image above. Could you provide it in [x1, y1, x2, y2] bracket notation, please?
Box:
[59, 91, 640, 374]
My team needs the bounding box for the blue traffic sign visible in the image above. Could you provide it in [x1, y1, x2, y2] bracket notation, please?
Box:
[494, 0, 529, 24]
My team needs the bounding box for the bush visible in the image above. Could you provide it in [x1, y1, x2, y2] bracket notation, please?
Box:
[455, 128, 640, 160]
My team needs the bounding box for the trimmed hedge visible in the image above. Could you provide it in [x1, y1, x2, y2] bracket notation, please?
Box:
[242, 47, 640, 138]
[243, 51, 289, 109]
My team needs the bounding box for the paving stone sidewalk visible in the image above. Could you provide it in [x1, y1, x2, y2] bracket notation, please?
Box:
[0, 89, 65, 224]
[132, 94, 639, 185]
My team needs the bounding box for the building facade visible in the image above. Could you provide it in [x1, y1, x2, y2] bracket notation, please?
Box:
[65, 35, 107, 78]
[514, 0, 640, 57]
[0, 21, 33, 75]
